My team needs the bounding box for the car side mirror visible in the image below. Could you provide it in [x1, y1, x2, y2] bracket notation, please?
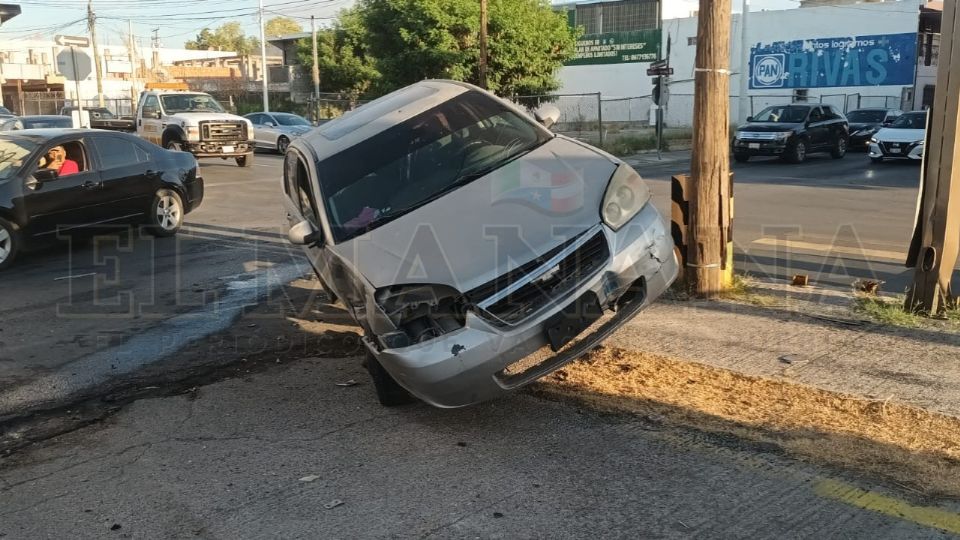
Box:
[746, 116, 754, 122]
[33, 168, 59, 183]
[264, 121, 275, 127]
[288, 220, 323, 246]
[534, 105, 561, 130]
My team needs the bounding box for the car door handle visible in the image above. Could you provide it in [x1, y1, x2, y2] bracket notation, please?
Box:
[82, 180, 101, 190]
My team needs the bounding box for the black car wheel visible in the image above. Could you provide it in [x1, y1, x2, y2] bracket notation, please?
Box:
[0, 217, 21, 271]
[147, 189, 184, 237]
[277, 136, 290, 154]
[830, 136, 848, 159]
[165, 140, 183, 152]
[785, 139, 807, 164]
[236, 153, 254, 167]
[365, 351, 416, 407]
[733, 152, 750, 163]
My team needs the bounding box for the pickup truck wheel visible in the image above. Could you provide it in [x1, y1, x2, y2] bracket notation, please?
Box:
[0, 217, 21, 271]
[830, 136, 848, 159]
[165, 140, 183, 152]
[365, 351, 416, 407]
[277, 136, 290, 154]
[236, 153, 254, 167]
[147, 189, 184, 237]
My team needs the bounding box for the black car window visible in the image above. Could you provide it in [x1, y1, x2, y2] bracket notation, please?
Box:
[823, 106, 843, 120]
[847, 110, 886, 123]
[809, 107, 824, 121]
[247, 113, 264, 125]
[753, 105, 810, 123]
[95, 137, 149, 169]
[890, 113, 927, 129]
[285, 151, 320, 228]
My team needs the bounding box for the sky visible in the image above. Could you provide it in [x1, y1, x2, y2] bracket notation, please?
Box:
[0, 0, 800, 49]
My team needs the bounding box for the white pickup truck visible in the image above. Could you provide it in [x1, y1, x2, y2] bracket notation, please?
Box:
[136, 84, 255, 167]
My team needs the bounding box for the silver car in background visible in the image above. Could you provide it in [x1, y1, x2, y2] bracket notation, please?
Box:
[244, 112, 313, 153]
[283, 80, 678, 408]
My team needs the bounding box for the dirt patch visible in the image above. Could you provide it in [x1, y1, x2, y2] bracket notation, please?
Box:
[535, 346, 960, 499]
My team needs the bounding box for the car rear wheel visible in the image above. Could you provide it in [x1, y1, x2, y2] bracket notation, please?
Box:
[236, 153, 254, 167]
[147, 189, 184, 237]
[365, 351, 415, 407]
[0, 217, 21, 271]
[733, 152, 750, 163]
[277, 136, 290, 154]
[785, 139, 807, 164]
[830, 136, 848, 159]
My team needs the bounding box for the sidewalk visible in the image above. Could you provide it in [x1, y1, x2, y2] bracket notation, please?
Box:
[623, 149, 692, 167]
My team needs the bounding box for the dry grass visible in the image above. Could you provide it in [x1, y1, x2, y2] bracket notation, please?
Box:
[536, 347, 960, 498]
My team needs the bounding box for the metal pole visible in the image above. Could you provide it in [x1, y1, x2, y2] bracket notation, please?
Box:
[70, 45, 85, 127]
[311, 15, 320, 122]
[597, 92, 604, 147]
[87, 0, 104, 108]
[128, 19, 138, 114]
[258, 0, 269, 112]
[738, 0, 750, 124]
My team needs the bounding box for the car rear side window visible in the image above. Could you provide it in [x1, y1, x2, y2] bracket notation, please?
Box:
[95, 137, 149, 169]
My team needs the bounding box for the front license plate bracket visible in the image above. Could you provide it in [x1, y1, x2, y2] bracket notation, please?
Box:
[544, 292, 603, 352]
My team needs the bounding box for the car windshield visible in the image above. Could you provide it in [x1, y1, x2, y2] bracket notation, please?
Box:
[890, 113, 927, 129]
[0, 138, 38, 180]
[320, 90, 552, 243]
[847, 110, 887, 123]
[275, 113, 310, 126]
[21, 117, 72, 129]
[752, 105, 810, 123]
[161, 94, 225, 114]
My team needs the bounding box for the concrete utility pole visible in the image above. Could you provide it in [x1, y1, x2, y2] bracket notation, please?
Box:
[738, 0, 751, 123]
[311, 15, 320, 121]
[258, 0, 269, 112]
[906, 0, 960, 314]
[128, 20, 138, 114]
[686, 0, 732, 297]
[478, 0, 489, 89]
[87, 0, 105, 107]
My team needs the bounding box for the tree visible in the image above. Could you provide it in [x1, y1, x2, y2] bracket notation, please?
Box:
[185, 22, 260, 55]
[357, 0, 577, 96]
[265, 16, 303, 38]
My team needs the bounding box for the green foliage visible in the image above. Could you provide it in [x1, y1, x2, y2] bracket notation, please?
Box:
[295, 0, 577, 98]
[185, 22, 259, 56]
[265, 16, 303, 38]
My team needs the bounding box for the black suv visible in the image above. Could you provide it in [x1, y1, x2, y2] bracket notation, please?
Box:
[732, 104, 850, 163]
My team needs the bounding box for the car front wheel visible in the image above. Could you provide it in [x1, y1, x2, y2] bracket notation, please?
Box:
[277, 136, 290, 154]
[0, 217, 21, 271]
[831, 136, 848, 159]
[147, 189, 184, 237]
[733, 152, 750, 163]
[165, 140, 183, 152]
[365, 351, 415, 407]
[871, 156, 884, 164]
[236, 153, 254, 167]
[785, 139, 807, 164]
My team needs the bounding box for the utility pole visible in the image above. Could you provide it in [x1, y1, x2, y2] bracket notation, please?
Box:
[87, 0, 105, 107]
[738, 0, 751, 123]
[478, 0, 489, 89]
[127, 20, 138, 114]
[258, 0, 269, 112]
[906, 0, 960, 315]
[151, 28, 159, 80]
[311, 15, 320, 122]
[686, 0, 732, 297]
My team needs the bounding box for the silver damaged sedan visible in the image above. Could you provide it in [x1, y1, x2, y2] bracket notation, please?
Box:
[283, 80, 678, 407]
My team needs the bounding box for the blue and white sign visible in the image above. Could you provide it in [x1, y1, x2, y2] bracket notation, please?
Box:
[749, 33, 917, 89]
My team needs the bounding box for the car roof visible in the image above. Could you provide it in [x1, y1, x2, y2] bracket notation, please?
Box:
[299, 80, 474, 162]
[0, 128, 91, 141]
[22, 115, 71, 120]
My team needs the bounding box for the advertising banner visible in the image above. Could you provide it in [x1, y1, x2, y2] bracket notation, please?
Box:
[567, 29, 661, 66]
[749, 33, 917, 89]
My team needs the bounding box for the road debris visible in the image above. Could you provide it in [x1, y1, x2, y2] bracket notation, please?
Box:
[335, 380, 359, 387]
[323, 499, 344, 509]
[791, 274, 810, 287]
[299, 475, 320, 483]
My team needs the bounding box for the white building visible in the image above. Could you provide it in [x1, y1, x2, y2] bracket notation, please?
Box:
[556, 0, 933, 128]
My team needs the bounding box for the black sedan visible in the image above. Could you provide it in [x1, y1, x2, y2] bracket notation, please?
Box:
[732, 104, 849, 163]
[0, 129, 203, 270]
[845, 108, 902, 150]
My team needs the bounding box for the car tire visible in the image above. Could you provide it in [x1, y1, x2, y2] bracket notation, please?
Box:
[733, 152, 750, 163]
[871, 156, 884, 164]
[785, 139, 807, 164]
[365, 351, 415, 407]
[236, 153, 254, 167]
[147, 189, 184, 237]
[277, 136, 290, 154]
[830, 136, 848, 159]
[0, 217, 21, 271]
[165, 139, 183, 152]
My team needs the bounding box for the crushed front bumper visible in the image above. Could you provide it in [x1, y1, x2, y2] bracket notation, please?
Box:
[364, 204, 679, 408]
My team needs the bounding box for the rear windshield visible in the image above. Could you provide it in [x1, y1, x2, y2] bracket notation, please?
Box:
[753, 105, 810, 123]
[21, 117, 72, 129]
[890, 113, 927, 129]
[319, 91, 551, 243]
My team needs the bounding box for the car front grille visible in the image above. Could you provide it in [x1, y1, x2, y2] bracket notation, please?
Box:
[200, 121, 246, 141]
[466, 230, 610, 326]
[737, 132, 780, 140]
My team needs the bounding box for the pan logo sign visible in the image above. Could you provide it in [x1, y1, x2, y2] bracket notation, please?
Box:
[753, 54, 786, 88]
[749, 33, 917, 89]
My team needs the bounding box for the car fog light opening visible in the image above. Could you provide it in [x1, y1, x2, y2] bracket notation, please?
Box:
[602, 164, 650, 231]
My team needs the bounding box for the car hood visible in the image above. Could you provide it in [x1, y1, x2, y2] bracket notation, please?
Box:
[875, 127, 925, 143]
[172, 112, 251, 125]
[737, 122, 803, 132]
[331, 137, 617, 292]
[849, 122, 881, 133]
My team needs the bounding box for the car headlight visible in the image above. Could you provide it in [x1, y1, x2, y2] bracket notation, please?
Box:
[869, 137, 879, 144]
[774, 131, 793, 140]
[914, 139, 925, 145]
[602, 163, 651, 231]
[186, 126, 200, 139]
